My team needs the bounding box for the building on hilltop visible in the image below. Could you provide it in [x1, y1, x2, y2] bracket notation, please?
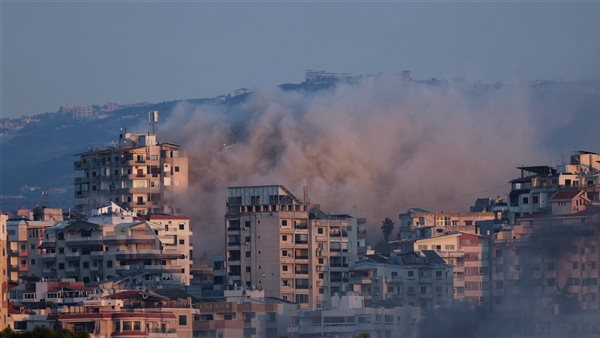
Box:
[74, 129, 188, 216]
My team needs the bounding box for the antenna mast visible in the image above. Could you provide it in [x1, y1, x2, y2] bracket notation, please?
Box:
[148, 110, 159, 135]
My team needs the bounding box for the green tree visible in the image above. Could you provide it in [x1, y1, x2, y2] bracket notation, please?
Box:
[380, 217, 395, 241]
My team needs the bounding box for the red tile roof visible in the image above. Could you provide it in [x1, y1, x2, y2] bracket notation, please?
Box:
[550, 190, 583, 201]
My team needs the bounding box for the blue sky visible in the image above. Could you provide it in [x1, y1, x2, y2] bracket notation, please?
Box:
[2, 2, 600, 117]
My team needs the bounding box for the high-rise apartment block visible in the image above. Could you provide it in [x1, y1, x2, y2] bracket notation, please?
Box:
[225, 185, 362, 309]
[74, 130, 188, 215]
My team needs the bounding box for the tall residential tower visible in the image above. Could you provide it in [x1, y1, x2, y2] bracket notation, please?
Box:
[74, 129, 188, 215]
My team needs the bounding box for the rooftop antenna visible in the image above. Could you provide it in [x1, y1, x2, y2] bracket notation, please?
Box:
[148, 110, 159, 135]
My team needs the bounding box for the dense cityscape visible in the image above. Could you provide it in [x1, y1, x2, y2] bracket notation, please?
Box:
[3, 2, 599, 337]
[1, 116, 600, 337]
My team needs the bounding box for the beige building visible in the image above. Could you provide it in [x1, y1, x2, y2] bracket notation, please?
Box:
[147, 214, 194, 285]
[6, 218, 57, 282]
[74, 130, 188, 216]
[1, 214, 9, 330]
[415, 232, 492, 307]
[194, 289, 294, 338]
[349, 251, 453, 311]
[225, 185, 360, 309]
[398, 208, 495, 240]
[58, 291, 193, 338]
[37, 216, 190, 286]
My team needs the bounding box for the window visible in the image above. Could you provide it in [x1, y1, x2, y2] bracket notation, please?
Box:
[408, 270, 415, 278]
[107, 260, 113, 268]
[246, 266, 251, 272]
[282, 265, 288, 271]
[134, 321, 141, 331]
[245, 251, 251, 258]
[178, 314, 187, 325]
[282, 250, 288, 257]
[523, 197, 529, 204]
[179, 224, 185, 230]
[179, 239, 185, 245]
[318, 228, 324, 235]
[175, 166, 180, 172]
[281, 220, 288, 227]
[282, 235, 288, 241]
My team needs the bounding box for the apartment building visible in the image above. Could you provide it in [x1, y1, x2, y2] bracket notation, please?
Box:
[349, 251, 453, 311]
[414, 232, 492, 307]
[289, 295, 421, 338]
[6, 218, 57, 282]
[147, 214, 194, 285]
[37, 218, 188, 286]
[74, 130, 188, 216]
[58, 291, 193, 338]
[193, 289, 294, 338]
[491, 194, 600, 334]
[1, 214, 8, 330]
[508, 151, 600, 218]
[397, 208, 495, 240]
[225, 185, 361, 309]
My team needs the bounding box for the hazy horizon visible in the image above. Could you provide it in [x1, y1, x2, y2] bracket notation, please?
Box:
[3, 2, 600, 117]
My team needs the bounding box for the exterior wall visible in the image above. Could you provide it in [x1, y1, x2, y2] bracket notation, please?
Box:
[1, 214, 8, 330]
[74, 131, 188, 216]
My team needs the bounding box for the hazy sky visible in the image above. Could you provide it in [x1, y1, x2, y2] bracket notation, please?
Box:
[2, 2, 600, 117]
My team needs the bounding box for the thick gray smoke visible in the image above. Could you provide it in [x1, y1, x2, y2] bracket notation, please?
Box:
[161, 76, 545, 256]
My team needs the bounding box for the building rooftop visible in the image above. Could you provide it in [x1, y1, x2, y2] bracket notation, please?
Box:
[550, 190, 584, 201]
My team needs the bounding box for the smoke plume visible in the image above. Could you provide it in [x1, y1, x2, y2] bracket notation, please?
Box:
[161, 76, 545, 256]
